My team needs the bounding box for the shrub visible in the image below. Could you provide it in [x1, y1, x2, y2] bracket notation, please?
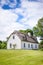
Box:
[40, 41, 43, 50]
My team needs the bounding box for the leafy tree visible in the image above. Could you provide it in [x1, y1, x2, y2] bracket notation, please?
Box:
[2, 41, 7, 49]
[37, 18, 43, 36]
[0, 41, 2, 49]
[33, 18, 43, 36]
[19, 30, 26, 34]
[39, 41, 43, 50]
[26, 29, 33, 36]
[37, 18, 43, 28]
[0, 41, 2, 43]
[33, 27, 39, 36]
[3, 41, 7, 48]
[0, 41, 7, 49]
[0, 43, 1, 49]
[19, 29, 33, 36]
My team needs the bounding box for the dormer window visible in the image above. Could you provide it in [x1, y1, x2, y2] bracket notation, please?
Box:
[13, 36, 15, 39]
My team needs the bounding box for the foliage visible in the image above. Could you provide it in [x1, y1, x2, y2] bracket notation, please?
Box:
[0, 41, 2, 49]
[37, 18, 43, 28]
[0, 41, 2, 43]
[33, 27, 39, 36]
[0, 41, 7, 49]
[19, 29, 33, 36]
[40, 41, 43, 50]
[33, 18, 43, 36]
[40, 40, 43, 45]
[0, 43, 1, 49]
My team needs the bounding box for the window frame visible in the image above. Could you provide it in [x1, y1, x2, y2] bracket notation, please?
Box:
[35, 44, 37, 48]
[31, 44, 33, 49]
[13, 36, 15, 39]
[10, 43, 12, 48]
[28, 44, 30, 48]
[24, 43, 25, 48]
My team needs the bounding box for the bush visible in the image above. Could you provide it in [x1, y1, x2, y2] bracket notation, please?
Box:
[40, 41, 43, 50]
[0, 41, 7, 49]
[0, 41, 2, 49]
[40, 48, 43, 51]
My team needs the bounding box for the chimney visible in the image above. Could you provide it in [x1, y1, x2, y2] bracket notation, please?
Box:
[28, 32, 32, 37]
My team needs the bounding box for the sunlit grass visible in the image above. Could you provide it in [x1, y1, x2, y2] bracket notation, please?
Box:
[0, 50, 43, 65]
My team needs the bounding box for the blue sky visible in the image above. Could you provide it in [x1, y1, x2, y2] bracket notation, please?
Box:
[0, 0, 43, 40]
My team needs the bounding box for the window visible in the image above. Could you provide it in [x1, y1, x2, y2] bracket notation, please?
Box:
[31, 44, 33, 49]
[10, 43, 12, 48]
[24, 43, 25, 47]
[35, 45, 37, 48]
[13, 36, 15, 39]
[28, 44, 30, 48]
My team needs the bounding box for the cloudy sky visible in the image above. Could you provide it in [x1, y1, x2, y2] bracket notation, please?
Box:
[0, 0, 43, 41]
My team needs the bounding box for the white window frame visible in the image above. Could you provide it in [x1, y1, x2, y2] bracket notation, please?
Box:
[28, 44, 30, 48]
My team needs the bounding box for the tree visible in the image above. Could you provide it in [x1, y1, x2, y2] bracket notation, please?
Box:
[19, 29, 33, 36]
[0, 41, 7, 49]
[1, 41, 7, 49]
[33, 27, 39, 36]
[26, 29, 33, 36]
[33, 18, 43, 36]
[0, 41, 2, 49]
[37, 18, 43, 36]
[40, 41, 43, 50]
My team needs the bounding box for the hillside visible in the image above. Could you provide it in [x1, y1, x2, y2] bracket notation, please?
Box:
[0, 50, 43, 65]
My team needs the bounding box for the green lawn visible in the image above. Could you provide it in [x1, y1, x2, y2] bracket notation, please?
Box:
[0, 50, 43, 65]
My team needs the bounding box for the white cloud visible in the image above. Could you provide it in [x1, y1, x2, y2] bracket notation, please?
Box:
[7, 0, 17, 8]
[0, 9, 25, 40]
[0, 0, 43, 40]
[15, 1, 43, 27]
[0, 0, 17, 8]
[38, 0, 43, 2]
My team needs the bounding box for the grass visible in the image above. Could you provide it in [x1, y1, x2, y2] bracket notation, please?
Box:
[0, 50, 43, 65]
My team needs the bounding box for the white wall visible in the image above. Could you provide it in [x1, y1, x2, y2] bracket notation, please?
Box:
[21, 41, 39, 49]
[7, 34, 39, 50]
[7, 34, 21, 49]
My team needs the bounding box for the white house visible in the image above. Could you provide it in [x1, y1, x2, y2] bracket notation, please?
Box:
[7, 31, 39, 49]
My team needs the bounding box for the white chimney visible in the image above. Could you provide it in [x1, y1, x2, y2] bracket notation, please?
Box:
[28, 32, 31, 37]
